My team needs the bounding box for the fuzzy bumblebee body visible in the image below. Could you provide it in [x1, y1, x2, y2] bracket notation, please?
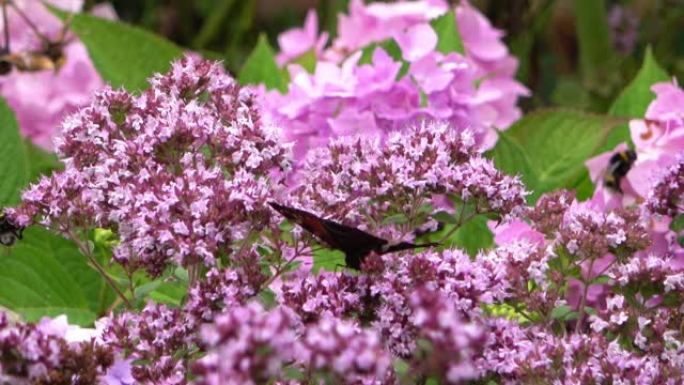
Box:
[0, 213, 23, 246]
[604, 149, 637, 193]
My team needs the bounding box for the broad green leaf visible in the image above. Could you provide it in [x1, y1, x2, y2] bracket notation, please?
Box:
[0, 227, 115, 325]
[431, 211, 458, 225]
[550, 305, 573, 320]
[149, 281, 187, 306]
[599, 48, 669, 153]
[23, 140, 62, 182]
[488, 131, 537, 198]
[491, 109, 621, 201]
[313, 248, 345, 273]
[430, 10, 464, 54]
[53, 9, 183, 91]
[238, 34, 288, 93]
[0, 98, 27, 206]
[569, 169, 595, 201]
[609, 47, 669, 118]
[442, 215, 493, 256]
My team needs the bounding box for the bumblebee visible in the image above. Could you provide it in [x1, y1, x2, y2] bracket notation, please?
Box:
[604, 149, 637, 193]
[0, 212, 23, 246]
[0, 1, 72, 74]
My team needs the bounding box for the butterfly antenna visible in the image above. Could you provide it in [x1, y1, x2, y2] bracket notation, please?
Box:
[56, 13, 73, 44]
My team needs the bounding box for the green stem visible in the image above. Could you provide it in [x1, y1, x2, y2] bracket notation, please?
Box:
[575, 257, 596, 331]
[68, 231, 132, 309]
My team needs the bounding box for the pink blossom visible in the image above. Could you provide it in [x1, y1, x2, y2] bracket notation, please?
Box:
[263, 0, 528, 163]
[277, 9, 328, 65]
[0, 0, 107, 150]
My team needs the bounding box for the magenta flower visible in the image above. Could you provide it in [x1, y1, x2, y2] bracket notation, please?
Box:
[9, 56, 292, 276]
[277, 9, 328, 65]
[297, 316, 393, 383]
[586, 81, 684, 201]
[648, 156, 684, 217]
[0, 312, 114, 384]
[262, 0, 528, 163]
[192, 303, 299, 385]
[289, 121, 526, 239]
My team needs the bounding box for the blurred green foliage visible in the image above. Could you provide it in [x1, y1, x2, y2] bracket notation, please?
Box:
[83, 0, 683, 113]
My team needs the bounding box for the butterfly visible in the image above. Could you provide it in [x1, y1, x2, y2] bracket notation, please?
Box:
[0, 213, 23, 247]
[604, 149, 637, 193]
[269, 202, 439, 270]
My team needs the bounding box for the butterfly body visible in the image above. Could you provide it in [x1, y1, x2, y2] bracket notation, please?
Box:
[269, 202, 438, 269]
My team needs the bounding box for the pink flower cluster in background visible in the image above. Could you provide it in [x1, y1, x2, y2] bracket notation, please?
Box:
[261, 0, 529, 161]
[0, 0, 112, 149]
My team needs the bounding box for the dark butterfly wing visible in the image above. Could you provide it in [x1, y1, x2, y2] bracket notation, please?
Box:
[268, 202, 387, 267]
[383, 241, 440, 254]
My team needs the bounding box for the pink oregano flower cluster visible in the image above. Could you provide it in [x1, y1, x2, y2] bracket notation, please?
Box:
[262, 0, 529, 160]
[0, 312, 117, 385]
[291, 121, 527, 240]
[9, 56, 291, 277]
[6, 42, 684, 384]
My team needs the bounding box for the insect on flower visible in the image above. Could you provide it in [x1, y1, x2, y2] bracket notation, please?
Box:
[604, 149, 637, 193]
[0, 0, 74, 74]
[0, 211, 23, 246]
[269, 202, 439, 270]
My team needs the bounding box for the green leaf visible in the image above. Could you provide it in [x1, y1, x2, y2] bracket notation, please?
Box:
[599, 48, 669, 153]
[313, 248, 345, 273]
[490, 109, 621, 202]
[550, 305, 573, 320]
[431, 211, 458, 225]
[0, 98, 28, 206]
[23, 140, 62, 182]
[293, 49, 317, 74]
[149, 281, 187, 306]
[54, 10, 184, 91]
[238, 34, 288, 93]
[445, 215, 493, 256]
[382, 213, 409, 225]
[573, 0, 619, 93]
[593, 275, 612, 284]
[393, 358, 410, 379]
[488, 130, 537, 199]
[430, 10, 464, 54]
[0, 227, 115, 325]
[670, 214, 684, 233]
[609, 47, 669, 118]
